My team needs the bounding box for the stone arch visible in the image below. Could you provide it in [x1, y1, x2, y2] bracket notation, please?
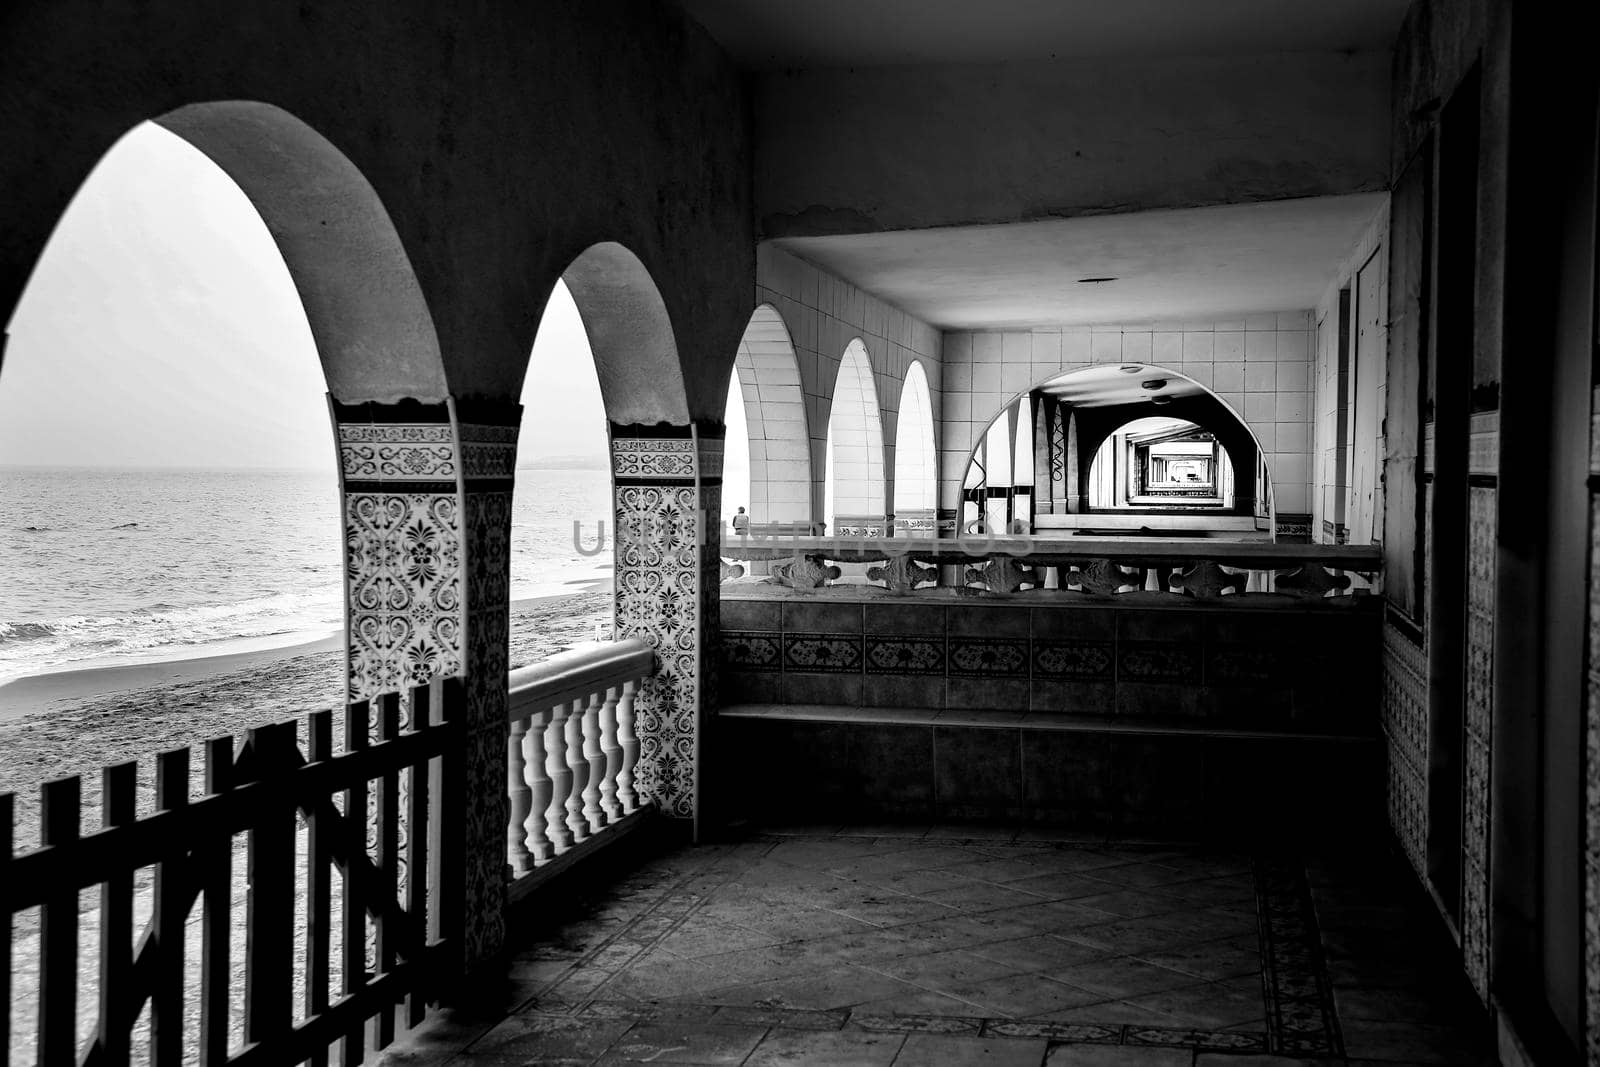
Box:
[541, 242, 706, 827]
[892, 360, 937, 534]
[825, 338, 887, 535]
[961, 365, 1275, 534]
[729, 305, 811, 525]
[150, 101, 447, 403]
[558, 242, 689, 427]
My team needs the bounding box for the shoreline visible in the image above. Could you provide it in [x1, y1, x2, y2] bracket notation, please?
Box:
[0, 579, 613, 723]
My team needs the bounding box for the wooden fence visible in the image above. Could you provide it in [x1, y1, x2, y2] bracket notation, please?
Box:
[2, 677, 464, 1067]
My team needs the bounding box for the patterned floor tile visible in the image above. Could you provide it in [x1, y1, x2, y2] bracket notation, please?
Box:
[895, 1032, 1051, 1066]
[382, 830, 1489, 1066]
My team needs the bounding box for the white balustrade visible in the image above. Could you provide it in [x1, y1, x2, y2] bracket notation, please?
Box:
[504, 639, 654, 878]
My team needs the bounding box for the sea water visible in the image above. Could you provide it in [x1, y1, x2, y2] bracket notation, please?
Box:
[0, 466, 614, 685]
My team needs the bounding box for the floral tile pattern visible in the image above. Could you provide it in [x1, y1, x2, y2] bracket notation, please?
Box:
[948, 638, 1029, 677]
[1032, 641, 1114, 680]
[865, 636, 946, 674]
[1462, 485, 1496, 1003]
[611, 431, 719, 821]
[1381, 620, 1428, 877]
[784, 634, 865, 672]
[1117, 642, 1201, 684]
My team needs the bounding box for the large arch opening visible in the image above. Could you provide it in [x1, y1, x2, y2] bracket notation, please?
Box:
[961, 364, 1274, 540]
[823, 338, 886, 535]
[0, 104, 446, 1063]
[509, 279, 614, 666]
[892, 361, 937, 535]
[723, 305, 810, 533]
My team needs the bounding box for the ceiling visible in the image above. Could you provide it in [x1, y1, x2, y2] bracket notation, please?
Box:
[773, 192, 1386, 330]
[679, 0, 1410, 70]
[1039, 366, 1207, 409]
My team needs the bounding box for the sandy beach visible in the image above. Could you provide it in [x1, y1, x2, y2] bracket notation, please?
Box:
[0, 585, 614, 813]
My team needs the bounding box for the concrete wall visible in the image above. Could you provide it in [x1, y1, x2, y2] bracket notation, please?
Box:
[756, 244, 943, 523]
[755, 52, 1391, 239]
[939, 316, 1318, 529]
[0, 0, 754, 418]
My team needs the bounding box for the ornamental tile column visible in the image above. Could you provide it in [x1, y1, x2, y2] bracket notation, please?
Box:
[333, 400, 518, 972]
[609, 425, 721, 835]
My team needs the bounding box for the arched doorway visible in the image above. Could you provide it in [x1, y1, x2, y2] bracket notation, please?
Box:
[543, 242, 704, 823]
[724, 305, 811, 532]
[961, 365, 1274, 540]
[824, 338, 886, 536]
[892, 362, 937, 535]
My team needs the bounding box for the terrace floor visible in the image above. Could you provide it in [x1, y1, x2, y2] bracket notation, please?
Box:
[386, 825, 1492, 1066]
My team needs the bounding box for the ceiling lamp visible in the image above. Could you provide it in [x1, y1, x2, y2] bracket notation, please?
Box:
[1141, 379, 1167, 390]
[1151, 395, 1173, 405]
[1118, 364, 1143, 373]
[1077, 276, 1117, 283]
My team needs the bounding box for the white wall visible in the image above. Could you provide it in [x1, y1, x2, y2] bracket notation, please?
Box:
[756, 244, 943, 521]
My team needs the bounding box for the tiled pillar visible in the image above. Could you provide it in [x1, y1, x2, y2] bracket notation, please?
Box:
[1461, 410, 1498, 1003]
[334, 400, 517, 972]
[610, 426, 721, 833]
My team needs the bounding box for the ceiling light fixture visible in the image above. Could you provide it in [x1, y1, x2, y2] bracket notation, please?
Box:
[1141, 379, 1167, 390]
[1118, 364, 1143, 374]
[1077, 276, 1117, 283]
[1151, 395, 1173, 405]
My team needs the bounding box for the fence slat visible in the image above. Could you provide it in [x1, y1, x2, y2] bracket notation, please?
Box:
[200, 737, 234, 1067]
[96, 762, 137, 1067]
[404, 684, 431, 1030]
[243, 725, 294, 1052]
[306, 713, 334, 1067]
[151, 749, 189, 1067]
[39, 775, 80, 1067]
[427, 679, 464, 978]
[374, 694, 401, 1051]
[1, 792, 13, 1061]
[341, 701, 370, 1067]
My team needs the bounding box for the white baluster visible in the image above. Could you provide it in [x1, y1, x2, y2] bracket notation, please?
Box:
[617, 678, 640, 813]
[599, 686, 623, 821]
[581, 691, 606, 832]
[506, 718, 534, 876]
[565, 698, 590, 842]
[544, 703, 574, 853]
[525, 710, 555, 862]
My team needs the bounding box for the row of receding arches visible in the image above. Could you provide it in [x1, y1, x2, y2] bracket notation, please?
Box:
[724, 311, 936, 534]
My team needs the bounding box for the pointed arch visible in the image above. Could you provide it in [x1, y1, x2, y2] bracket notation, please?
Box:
[727, 305, 811, 525]
[825, 338, 887, 534]
[892, 361, 937, 534]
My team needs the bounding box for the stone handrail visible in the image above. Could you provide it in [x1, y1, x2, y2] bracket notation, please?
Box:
[720, 535, 1380, 598]
[504, 639, 654, 877]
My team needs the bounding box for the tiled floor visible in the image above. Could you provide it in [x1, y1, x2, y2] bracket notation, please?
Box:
[388, 826, 1491, 1066]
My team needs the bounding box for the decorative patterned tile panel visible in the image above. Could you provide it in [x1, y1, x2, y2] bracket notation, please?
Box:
[864, 635, 945, 674]
[339, 422, 456, 481]
[784, 633, 864, 672]
[1206, 643, 1292, 686]
[1033, 640, 1114, 679]
[722, 630, 781, 671]
[1461, 485, 1496, 1002]
[1381, 620, 1428, 878]
[1118, 641, 1201, 683]
[611, 429, 718, 821]
[948, 638, 1029, 677]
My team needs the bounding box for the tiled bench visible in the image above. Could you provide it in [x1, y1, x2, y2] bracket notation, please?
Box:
[712, 700, 1382, 841]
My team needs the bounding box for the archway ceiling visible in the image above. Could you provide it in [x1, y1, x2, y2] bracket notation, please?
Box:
[1042, 366, 1207, 408]
[770, 193, 1385, 331]
[682, 0, 1408, 69]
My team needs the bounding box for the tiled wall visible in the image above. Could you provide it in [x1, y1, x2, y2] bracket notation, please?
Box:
[938, 316, 1316, 526]
[720, 592, 1380, 730]
[756, 244, 943, 521]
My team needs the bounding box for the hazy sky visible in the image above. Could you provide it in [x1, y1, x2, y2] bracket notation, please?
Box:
[0, 122, 606, 470]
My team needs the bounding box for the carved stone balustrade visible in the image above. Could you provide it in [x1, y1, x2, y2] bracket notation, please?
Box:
[504, 639, 653, 895]
[721, 534, 1380, 603]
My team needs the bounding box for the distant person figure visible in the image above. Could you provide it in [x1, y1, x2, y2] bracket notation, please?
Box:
[1008, 517, 1030, 534]
[731, 506, 750, 535]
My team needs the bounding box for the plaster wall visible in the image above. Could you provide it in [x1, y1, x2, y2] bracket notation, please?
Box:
[755, 52, 1391, 239]
[1311, 202, 1390, 544]
[756, 244, 943, 522]
[0, 0, 753, 419]
[939, 316, 1317, 525]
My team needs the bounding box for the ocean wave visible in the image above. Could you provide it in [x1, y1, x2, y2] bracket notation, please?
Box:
[19, 525, 52, 532]
[0, 621, 58, 644]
